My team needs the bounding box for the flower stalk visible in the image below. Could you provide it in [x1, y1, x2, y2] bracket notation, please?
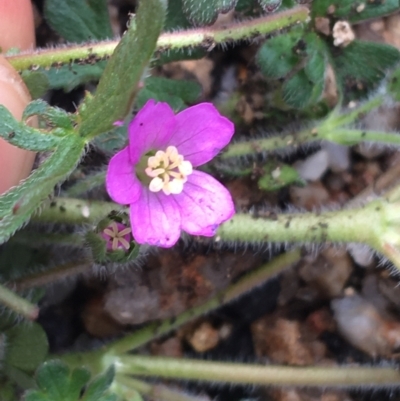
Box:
[32, 198, 123, 225]
[222, 95, 394, 159]
[115, 355, 400, 388]
[7, 7, 309, 72]
[59, 250, 301, 372]
[0, 282, 39, 320]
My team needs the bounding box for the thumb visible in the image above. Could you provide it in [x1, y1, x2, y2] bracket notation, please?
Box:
[0, 0, 36, 194]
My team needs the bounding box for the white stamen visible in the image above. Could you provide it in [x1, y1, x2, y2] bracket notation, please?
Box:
[149, 177, 164, 192]
[145, 146, 193, 195]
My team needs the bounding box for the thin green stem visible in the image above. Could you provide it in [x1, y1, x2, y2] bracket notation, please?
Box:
[7, 7, 309, 72]
[324, 129, 400, 146]
[324, 95, 384, 129]
[64, 171, 106, 197]
[115, 375, 202, 401]
[59, 250, 301, 372]
[222, 95, 390, 159]
[221, 129, 315, 159]
[0, 282, 39, 320]
[11, 231, 84, 247]
[32, 198, 123, 225]
[217, 204, 381, 246]
[116, 356, 400, 388]
[13, 260, 92, 291]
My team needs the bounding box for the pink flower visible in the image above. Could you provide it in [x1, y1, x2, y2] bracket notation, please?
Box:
[106, 100, 235, 247]
[101, 222, 132, 251]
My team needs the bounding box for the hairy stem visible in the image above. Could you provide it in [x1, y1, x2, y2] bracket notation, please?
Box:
[116, 356, 400, 388]
[8, 7, 309, 71]
[217, 205, 381, 246]
[60, 250, 301, 372]
[222, 95, 389, 159]
[32, 198, 123, 225]
[13, 260, 92, 291]
[0, 282, 39, 320]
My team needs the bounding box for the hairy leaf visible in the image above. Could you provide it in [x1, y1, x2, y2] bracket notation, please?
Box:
[312, 0, 400, 23]
[332, 40, 400, 98]
[0, 135, 85, 244]
[24, 361, 116, 401]
[182, 0, 238, 25]
[78, 0, 167, 139]
[21, 61, 107, 94]
[44, 0, 112, 42]
[0, 105, 60, 151]
[4, 323, 48, 372]
[137, 76, 202, 110]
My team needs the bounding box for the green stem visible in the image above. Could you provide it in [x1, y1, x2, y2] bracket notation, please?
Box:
[115, 375, 201, 401]
[115, 356, 400, 388]
[324, 129, 400, 146]
[64, 171, 106, 197]
[217, 205, 381, 247]
[324, 95, 384, 129]
[59, 250, 300, 372]
[32, 198, 123, 225]
[221, 129, 315, 158]
[13, 260, 92, 291]
[7, 7, 309, 72]
[0, 282, 39, 320]
[222, 95, 389, 159]
[11, 231, 84, 247]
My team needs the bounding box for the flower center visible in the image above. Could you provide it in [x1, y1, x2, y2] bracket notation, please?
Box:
[102, 222, 132, 251]
[144, 146, 193, 195]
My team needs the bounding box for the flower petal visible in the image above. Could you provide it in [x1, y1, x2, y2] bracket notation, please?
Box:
[167, 103, 234, 166]
[177, 170, 234, 236]
[130, 189, 181, 247]
[106, 147, 142, 205]
[128, 100, 176, 163]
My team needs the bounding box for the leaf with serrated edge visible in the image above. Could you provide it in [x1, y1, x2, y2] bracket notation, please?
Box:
[0, 135, 84, 244]
[0, 105, 60, 151]
[4, 323, 49, 372]
[81, 366, 116, 401]
[182, 0, 238, 25]
[44, 0, 112, 42]
[312, 0, 399, 23]
[78, 0, 167, 139]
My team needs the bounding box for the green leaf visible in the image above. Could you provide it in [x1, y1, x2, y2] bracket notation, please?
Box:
[312, 0, 400, 23]
[44, 0, 112, 42]
[332, 40, 400, 98]
[0, 135, 85, 244]
[81, 366, 116, 401]
[78, 0, 167, 139]
[20, 71, 50, 99]
[257, 27, 304, 79]
[137, 76, 202, 110]
[165, 0, 191, 30]
[0, 105, 60, 151]
[258, 30, 327, 108]
[24, 360, 90, 401]
[21, 62, 107, 94]
[24, 361, 116, 401]
[182, 0, 238, 26]
[4, 323, 48, 372]
[23, 100, 75, 132]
